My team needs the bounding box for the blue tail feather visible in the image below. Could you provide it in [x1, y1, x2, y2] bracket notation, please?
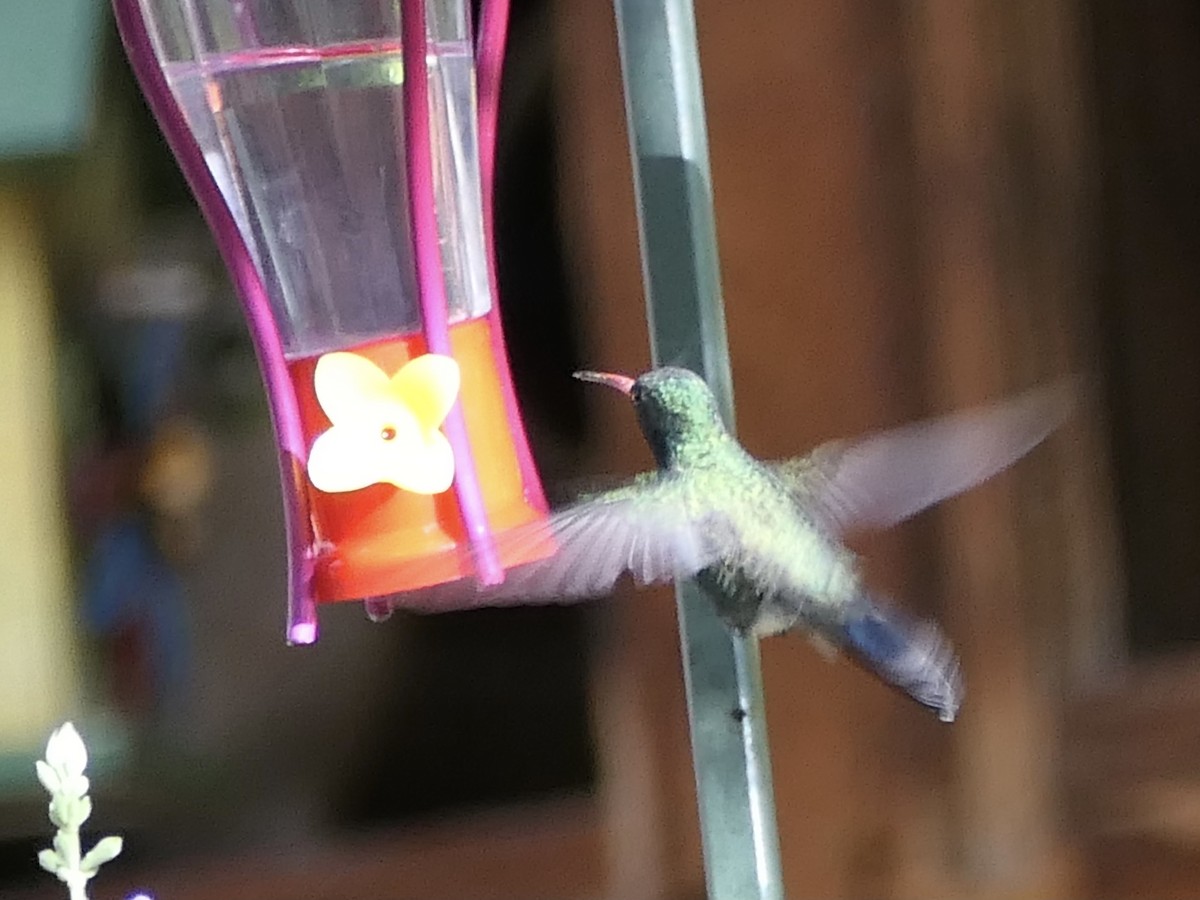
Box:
[840, 596, 963, 722]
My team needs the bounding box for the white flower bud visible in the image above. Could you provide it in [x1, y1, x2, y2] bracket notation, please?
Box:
[44, 723, 88, 779]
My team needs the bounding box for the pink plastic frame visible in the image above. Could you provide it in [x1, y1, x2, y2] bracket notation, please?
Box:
[112, 0, 546, 644]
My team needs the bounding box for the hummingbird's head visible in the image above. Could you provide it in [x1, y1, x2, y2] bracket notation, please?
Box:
[574, 366, 726, 467]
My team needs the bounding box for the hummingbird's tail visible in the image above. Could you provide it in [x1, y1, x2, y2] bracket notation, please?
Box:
[839, 596, 963, 722]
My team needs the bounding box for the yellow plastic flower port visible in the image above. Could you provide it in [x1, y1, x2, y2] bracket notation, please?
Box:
[306, 352, 461, 495]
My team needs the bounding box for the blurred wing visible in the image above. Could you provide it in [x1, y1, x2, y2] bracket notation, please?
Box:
[477, 473, 729, 603]
[367, 475, 730, 616]
[772, 379, 1075, 534]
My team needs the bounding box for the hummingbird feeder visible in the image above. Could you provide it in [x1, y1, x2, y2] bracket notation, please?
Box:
[113, 0, 549, 644]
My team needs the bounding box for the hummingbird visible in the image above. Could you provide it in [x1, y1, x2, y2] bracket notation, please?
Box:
[478, 366, 1072, 723]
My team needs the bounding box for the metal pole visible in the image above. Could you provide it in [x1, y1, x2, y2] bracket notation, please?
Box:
[611, 2, 785, 898]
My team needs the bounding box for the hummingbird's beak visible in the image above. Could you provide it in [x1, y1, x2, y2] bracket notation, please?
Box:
[574, 370, 636, 395]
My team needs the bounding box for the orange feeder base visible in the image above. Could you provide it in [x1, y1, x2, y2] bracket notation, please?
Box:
[288, 316, 547, 602]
